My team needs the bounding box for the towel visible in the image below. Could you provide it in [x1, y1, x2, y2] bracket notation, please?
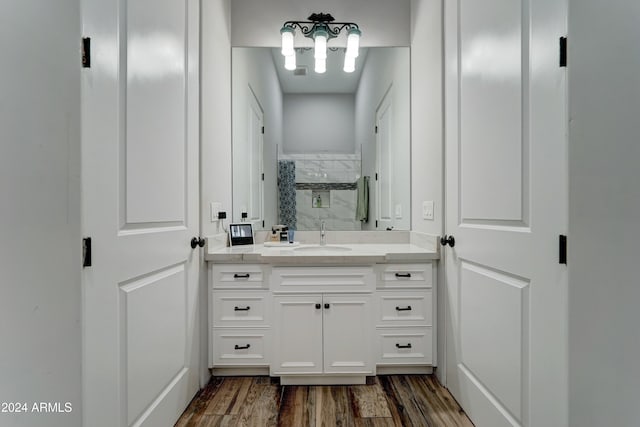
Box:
[355, 176, 369, 222]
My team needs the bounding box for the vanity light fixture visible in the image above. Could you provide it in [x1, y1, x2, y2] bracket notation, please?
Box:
[280, 13, 361, 74]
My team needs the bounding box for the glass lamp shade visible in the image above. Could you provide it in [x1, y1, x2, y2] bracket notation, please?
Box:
[315, 57, 326, 74]
[343, 54, 356, 73]
[281, 27, 295, 56]
[314, 30, 328, 60]
[284, 53, 296, 71]
[346, 28, 361, 58]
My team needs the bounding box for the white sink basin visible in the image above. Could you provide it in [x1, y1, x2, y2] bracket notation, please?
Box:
[294, 245, 352, 252]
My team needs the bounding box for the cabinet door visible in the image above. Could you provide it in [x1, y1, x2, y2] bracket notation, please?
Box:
[272, 295, 323, 375]
[323, 294, 374, 374]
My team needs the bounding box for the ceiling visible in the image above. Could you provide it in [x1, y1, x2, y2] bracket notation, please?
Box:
[271, 48, 368, 94]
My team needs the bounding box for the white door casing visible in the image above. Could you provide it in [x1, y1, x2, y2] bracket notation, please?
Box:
[82, 1, 200, 426]
[443, 0, 568, 426]
[247, 86, 264, 229]
[375, 86, 393, 230]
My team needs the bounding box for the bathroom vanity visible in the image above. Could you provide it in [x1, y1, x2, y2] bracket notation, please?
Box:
[206, 232, 439, 385]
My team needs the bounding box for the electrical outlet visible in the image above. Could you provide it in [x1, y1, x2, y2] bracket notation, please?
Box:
[210, 202, 223, 222]
[422, 201, 434, 220]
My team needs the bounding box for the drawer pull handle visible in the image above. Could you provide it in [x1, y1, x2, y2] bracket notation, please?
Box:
[234, 344, 251, 350]
[396, 306, 412, 311]
[233, 273, 250, 279]
[396, 343, 412, 349]
[234, 306, 250, 311]
[395, 273, 412, 278]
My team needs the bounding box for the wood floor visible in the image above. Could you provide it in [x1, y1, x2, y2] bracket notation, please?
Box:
[176, 375, 474, 427]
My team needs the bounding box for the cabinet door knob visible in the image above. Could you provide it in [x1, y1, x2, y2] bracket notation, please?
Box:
[396, 343, 412, 349]
[315, 303, 321, 309]
[234, 344, 250, 350]
[324, 303, 330, 309]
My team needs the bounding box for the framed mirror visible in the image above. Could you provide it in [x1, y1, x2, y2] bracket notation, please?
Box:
[232, 47, 410, 231]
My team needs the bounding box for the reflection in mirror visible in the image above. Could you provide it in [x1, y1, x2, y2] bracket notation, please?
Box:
[232, 47, 410, 231]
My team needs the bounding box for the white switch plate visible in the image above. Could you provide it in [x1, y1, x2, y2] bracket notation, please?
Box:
[422, 201, 434, 220]
[395, 204, 402, 219]
[210, 202, 223, 222]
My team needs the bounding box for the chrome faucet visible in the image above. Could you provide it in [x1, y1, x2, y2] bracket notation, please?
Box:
[320, 220, 326, 246]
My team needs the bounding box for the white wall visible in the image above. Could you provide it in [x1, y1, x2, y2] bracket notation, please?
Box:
[0, 1, 81, 426]
[283, 94, 355, 154]
[410, 0, 443, 236]
[356, 48, 411, 231]
[230, 0, 410, 47]
[568, 1, 640, 426]
[202, 0, 232, 238]
[231, 48, 283, 226]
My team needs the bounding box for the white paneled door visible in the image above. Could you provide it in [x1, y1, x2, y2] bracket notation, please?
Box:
[81, 1, 200, 426]
[443, 0, 568, 426]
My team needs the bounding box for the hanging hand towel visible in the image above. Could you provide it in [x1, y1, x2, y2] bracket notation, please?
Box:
[355, 176, 369, 222]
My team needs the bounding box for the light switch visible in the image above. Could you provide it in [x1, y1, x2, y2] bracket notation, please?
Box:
[422, 201, 434, 220]
[210, 202, 223, 222]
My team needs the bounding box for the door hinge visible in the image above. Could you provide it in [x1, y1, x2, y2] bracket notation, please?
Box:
[82, 237, 92, 267]
[262, 220, 265, 228]
[82, 37, 91, 68]
[261, 173, 265, 181]
[375, 173, 378, 181]
[559, 235, 567, 264]
[375, 220, 379, 228]
[261, 126, 265, 134]
[375, 125, 378, 134]
[559, 36, 567, 67]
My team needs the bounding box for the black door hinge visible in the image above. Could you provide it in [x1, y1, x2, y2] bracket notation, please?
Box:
[375, 220, 379, 228]
[559, 36, 567, 67]
[375, 173, 378, 181]
[262, 220, 265, 228]
[82, 37, 91, 68]
[261, 126, 265, 134]
[559, 235, 567, 264]
[375, 125, 378, 134]
[261, 173, 265, 181]
[82, 237, 92, 267]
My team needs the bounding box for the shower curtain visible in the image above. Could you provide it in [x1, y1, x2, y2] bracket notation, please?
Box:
[278, 160, 297, 230]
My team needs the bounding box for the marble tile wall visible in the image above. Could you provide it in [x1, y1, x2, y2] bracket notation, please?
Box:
[280, 153, 362, 231]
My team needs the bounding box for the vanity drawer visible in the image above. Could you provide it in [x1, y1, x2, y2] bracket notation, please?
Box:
[271, 266, 375, 293]
[377, 263, 433, 288]
[377, 327, 433, 365]
[377, 291, 432, 326]
[211, 291, 270, 327]
[211, 329, 270, 366]
[210, 264, 266, 289]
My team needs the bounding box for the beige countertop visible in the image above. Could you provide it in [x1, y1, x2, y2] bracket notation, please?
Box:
[205, 242, 439, 265]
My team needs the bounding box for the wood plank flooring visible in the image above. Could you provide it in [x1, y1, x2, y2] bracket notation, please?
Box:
[176, 375, 473, 427]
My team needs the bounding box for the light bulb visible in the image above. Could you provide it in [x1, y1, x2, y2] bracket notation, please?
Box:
[346, 28, 361, 58]
[314, 30, 328, 60]
[284, 53, 296, 71]
[315, 57, 326, 74]
[343, 54, 356, 73]
[281, 27, 294, 56]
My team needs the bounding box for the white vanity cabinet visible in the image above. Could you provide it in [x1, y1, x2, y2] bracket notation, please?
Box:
[208, 255, 437, 381]
[209, 264, 271, 371]
[375, 263, 436, 372]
